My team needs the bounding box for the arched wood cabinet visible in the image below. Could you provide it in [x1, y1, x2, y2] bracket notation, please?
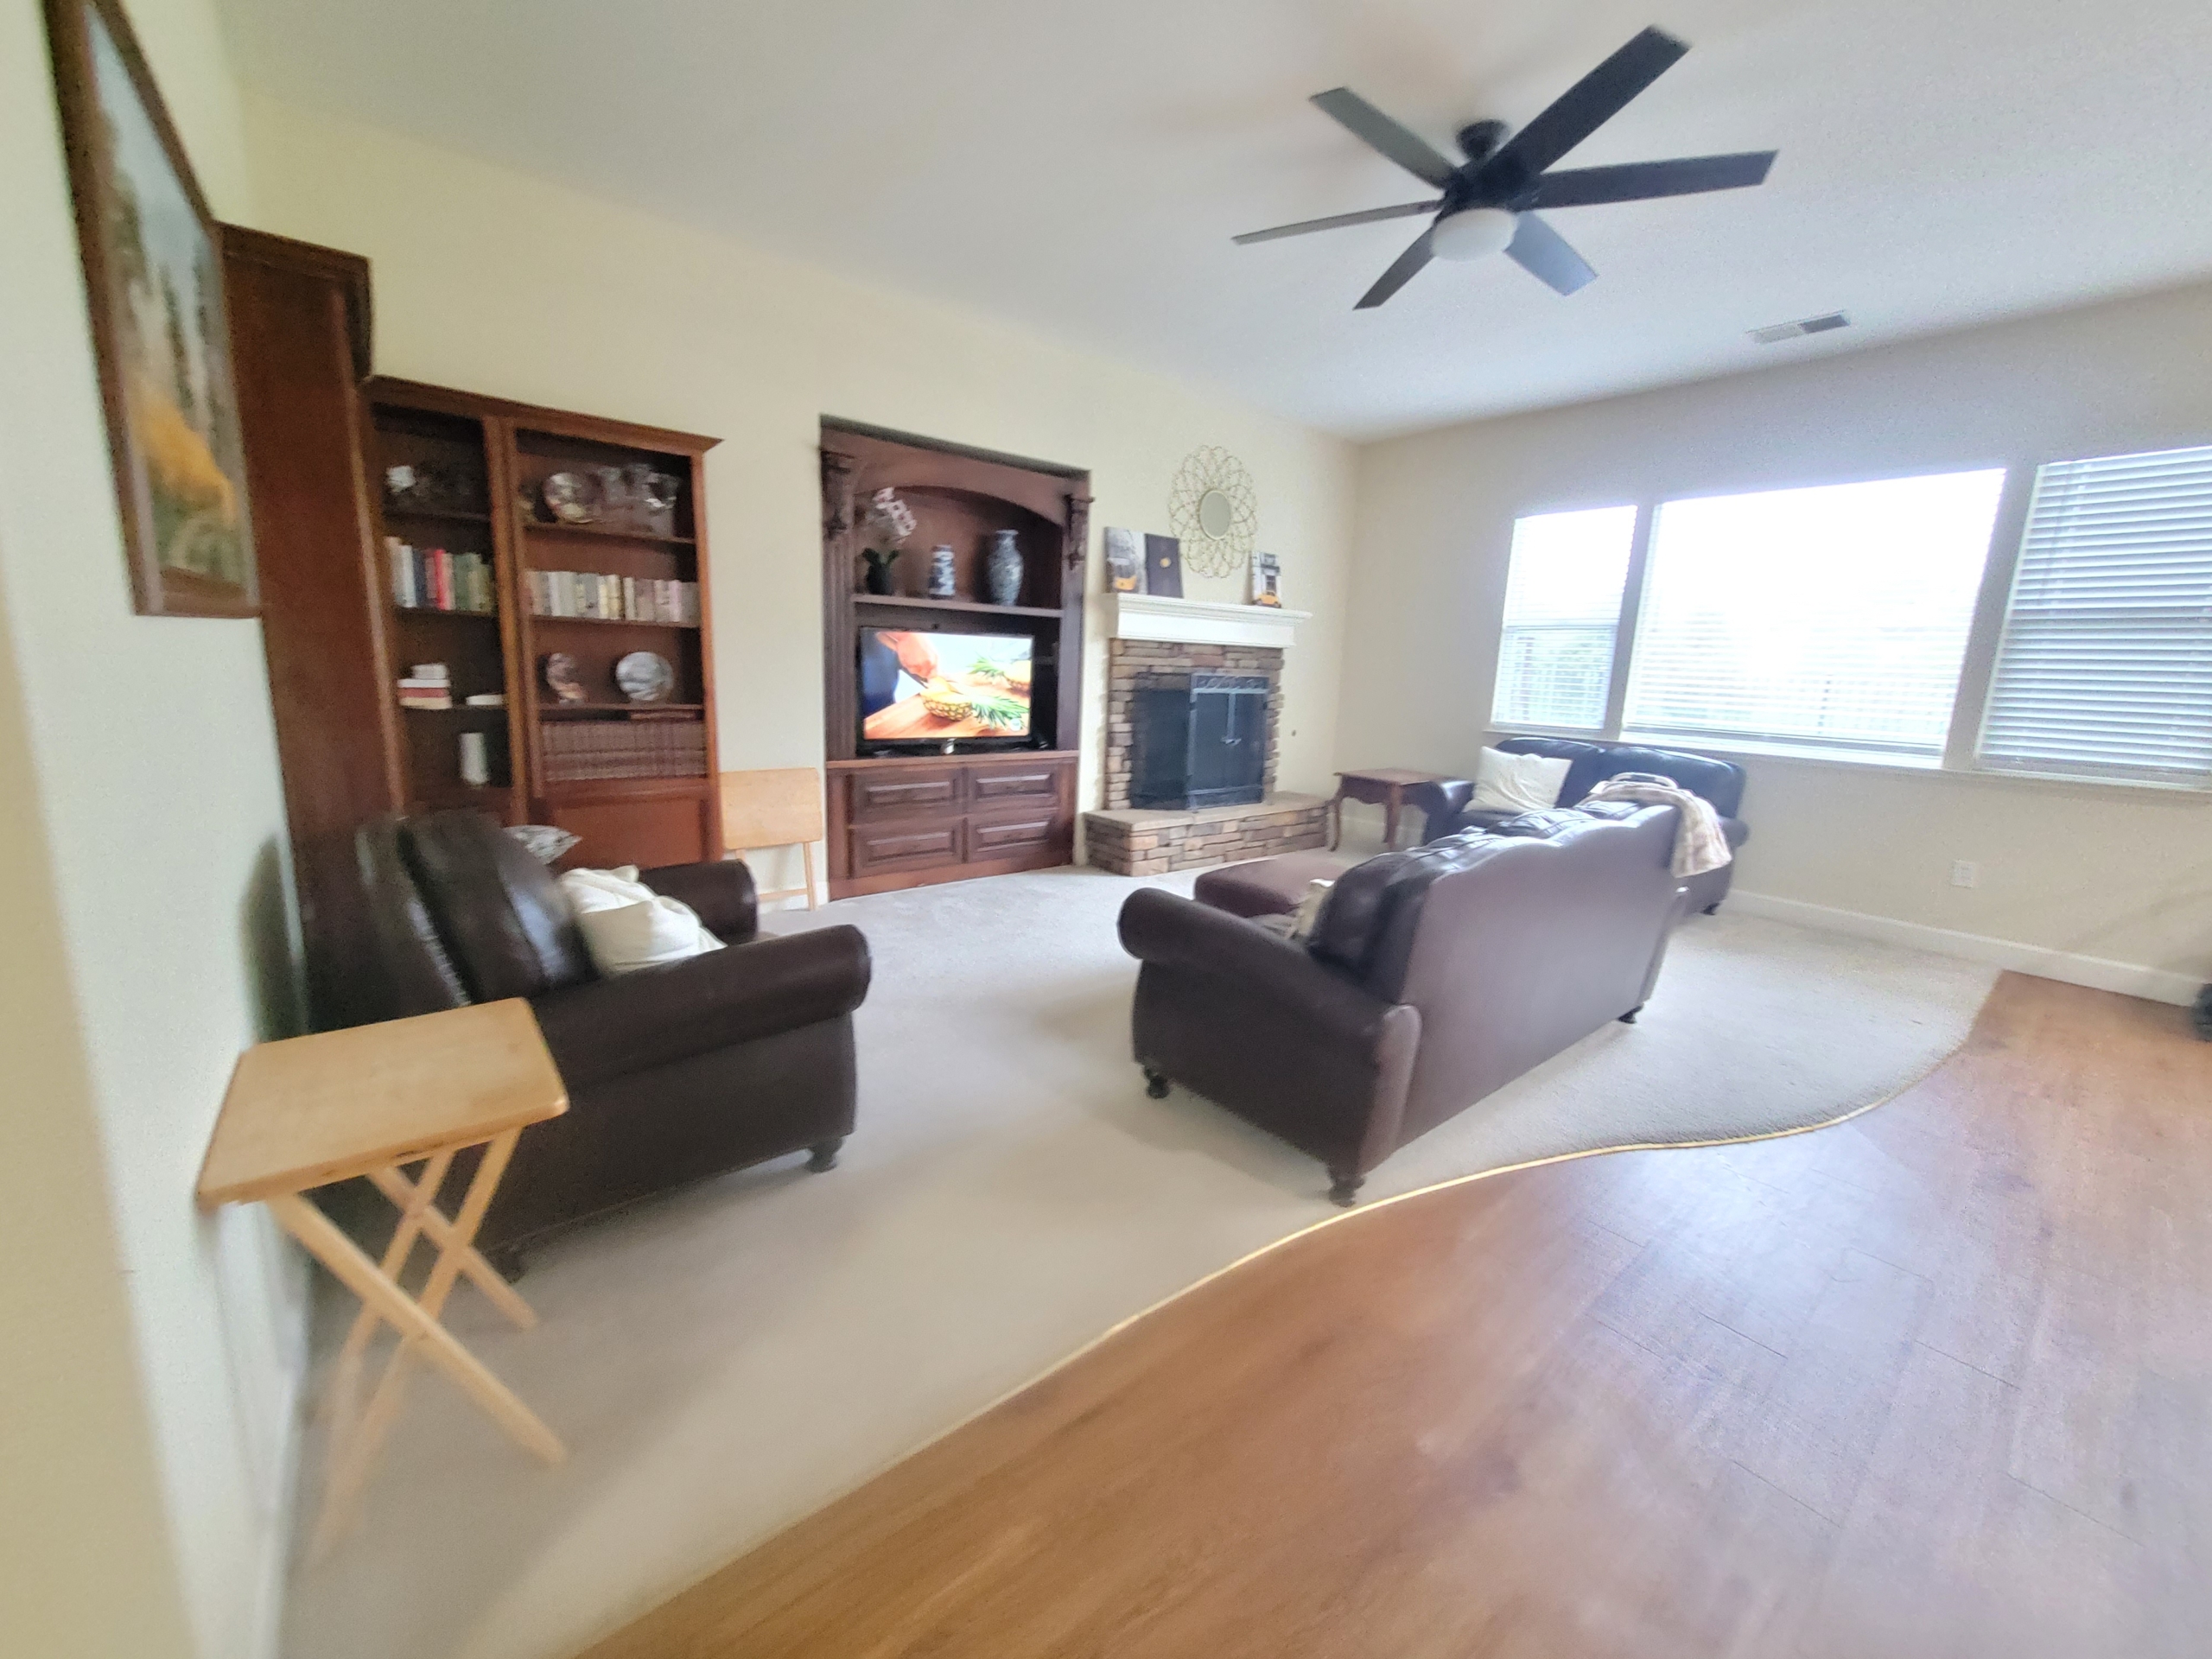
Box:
[819, 419, 1090, 898]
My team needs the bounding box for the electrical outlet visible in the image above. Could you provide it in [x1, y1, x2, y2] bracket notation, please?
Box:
[1951, 860, 1979, 889]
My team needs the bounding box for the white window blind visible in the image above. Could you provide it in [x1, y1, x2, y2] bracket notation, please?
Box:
[1491, 505, 1637, 730]
[1623, 470, 2006, 755]
[1978, 444, 2212, 784]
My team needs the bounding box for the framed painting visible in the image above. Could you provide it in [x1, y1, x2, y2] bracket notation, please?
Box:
[44, 0, 257, 617]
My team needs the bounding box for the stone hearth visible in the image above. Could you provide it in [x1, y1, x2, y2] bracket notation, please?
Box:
[1084, 793, 1330, 877]
[1086, 627, 1325, 874]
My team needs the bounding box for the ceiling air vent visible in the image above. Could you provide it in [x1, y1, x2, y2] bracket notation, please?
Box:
[1750, 312, 1851, 344]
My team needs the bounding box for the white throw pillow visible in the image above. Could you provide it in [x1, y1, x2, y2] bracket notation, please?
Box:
[556, 865, 725, 976]
[1469, 747, 1572, 813]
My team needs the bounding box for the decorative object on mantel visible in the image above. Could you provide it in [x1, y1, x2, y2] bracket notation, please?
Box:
[1104, 526, 1144, 593]
[861, 486, 917, 594]
[1167, 447, 1258, 578]
[45, 0, 258, 617]
[615, 650, 676, 703]
[1251, 550, 1282, 607]
[543, 652, 586, 704]
[926, 543, 957, 598]
[1144, 533, 1184, 598]
[987, 528, 1025, 605]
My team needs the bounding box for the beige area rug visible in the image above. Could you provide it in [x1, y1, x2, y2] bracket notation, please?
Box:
[281, 865, 1997, 1659]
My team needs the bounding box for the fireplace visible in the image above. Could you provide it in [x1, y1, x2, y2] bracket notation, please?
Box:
[1084, 597, 1328, 876]
[1131, 672, 1268, 810]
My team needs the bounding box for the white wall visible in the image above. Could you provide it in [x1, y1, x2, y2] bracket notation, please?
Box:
[1344, 282, 2212, 995]
[0, 2, 307, 1655]
[235, 92, 1357, 884]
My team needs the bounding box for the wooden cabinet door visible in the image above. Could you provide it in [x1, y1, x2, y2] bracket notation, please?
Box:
[967, 760, 1061, 806]
[850, 819, 963, 874]
[849, 768, 965, 820]
[968, 811, 1058, 861]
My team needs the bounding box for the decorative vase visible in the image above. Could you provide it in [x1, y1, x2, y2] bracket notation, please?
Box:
[862, 553, 894, 594]
[927, 544, 957, 598]
[987, 529, 1023, 606]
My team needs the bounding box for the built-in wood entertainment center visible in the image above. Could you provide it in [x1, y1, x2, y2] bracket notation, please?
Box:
[818, 420, 1090, 898]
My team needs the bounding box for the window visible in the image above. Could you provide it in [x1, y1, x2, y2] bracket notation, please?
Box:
[1979, 445, 2212, 784]
[1491, 505, 1637, 730]
[1622, 470, 2006, 757]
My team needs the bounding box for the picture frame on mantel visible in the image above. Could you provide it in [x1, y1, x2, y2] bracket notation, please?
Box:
[43, 0, 258, 618]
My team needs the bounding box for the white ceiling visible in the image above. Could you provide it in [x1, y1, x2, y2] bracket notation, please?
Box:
[215, 0, 2212, 439]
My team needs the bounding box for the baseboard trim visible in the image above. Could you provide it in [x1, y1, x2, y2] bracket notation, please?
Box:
[1728, 890, 2201, 1007]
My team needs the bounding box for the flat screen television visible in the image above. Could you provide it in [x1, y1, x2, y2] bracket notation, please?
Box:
[859, 627, 1033, 746]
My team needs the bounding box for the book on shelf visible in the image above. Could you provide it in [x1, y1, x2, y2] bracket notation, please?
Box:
[387, 537, 496, 614]
[526, 568, 701, 625]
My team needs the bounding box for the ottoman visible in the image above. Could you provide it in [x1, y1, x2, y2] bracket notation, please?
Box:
[1192, 849, 1360, 920]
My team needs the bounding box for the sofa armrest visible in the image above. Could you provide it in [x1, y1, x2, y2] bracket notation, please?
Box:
[533, 924, 870, 1091]
[1719, 816, 1749, 851]
[1407, 779, 1474, 843]
[1119, 888, 1399, 1052]
[640, 859, 759, 944]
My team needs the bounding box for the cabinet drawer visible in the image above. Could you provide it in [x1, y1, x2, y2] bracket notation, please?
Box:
[849, 772, 963, 820]
[968, 812, 1060, 858]
[850, 821, 962, 873]
[968, 764, 1061, 804]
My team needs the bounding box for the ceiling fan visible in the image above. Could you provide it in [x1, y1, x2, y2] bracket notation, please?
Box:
[1235, 26, 1777, 308]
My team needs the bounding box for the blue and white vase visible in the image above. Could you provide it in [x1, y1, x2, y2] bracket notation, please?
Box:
[987, 529, 1023, 606]
[927, 544, 957, 598]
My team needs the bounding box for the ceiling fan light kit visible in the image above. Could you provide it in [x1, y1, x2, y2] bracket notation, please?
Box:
[1430, 207, 1519, 263]
[1235, 24, 1777, 309]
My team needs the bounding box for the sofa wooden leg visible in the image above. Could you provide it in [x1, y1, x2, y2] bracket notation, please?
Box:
[1143, 1068, 1171, 1100]
[1618, 1006, 1642, 1024]
[807, 1138, 843, 1173]
[1327, 1168, 1364, 1208]
[1702, 901, 1721, 916]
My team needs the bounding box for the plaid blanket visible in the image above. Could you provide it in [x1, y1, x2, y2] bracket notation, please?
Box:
[1582, 774, 1732, 878]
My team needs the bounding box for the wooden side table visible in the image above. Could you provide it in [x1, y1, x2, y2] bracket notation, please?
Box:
[196, 999, 570, 1554]
[1328, 768, 1449, 851]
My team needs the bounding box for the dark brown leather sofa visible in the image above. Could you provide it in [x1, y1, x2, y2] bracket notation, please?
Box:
[1120, 804, 1684, 1205]
[1412, 736, 1749, 914]
[354, 811, 870, 1264]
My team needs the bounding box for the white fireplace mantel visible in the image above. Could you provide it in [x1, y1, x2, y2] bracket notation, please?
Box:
[1102, 592, 1310, 650]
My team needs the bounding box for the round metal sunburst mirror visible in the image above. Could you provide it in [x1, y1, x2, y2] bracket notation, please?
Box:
[1167, 447, 1258, 578]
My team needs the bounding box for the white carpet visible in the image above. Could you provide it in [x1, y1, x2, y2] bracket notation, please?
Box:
[280, 864, 1997, 1659]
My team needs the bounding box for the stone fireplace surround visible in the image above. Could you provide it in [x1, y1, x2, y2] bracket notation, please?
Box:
[1085, 602, 1327, 876]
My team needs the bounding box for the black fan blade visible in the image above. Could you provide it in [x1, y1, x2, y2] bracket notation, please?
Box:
[1506, 212, 1596, 295]
[1355, 229, 1435, 309]
[1520, 150, 1776, 209]
[1233, 200, 1441, 245]
[1475, 27, 1689, 198]
[1309, 88, 1458, 188]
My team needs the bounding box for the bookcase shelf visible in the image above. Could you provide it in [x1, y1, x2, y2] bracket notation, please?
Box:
[365, 378, 723, 868]
[528, 613, 700, 630]
[851, 593, 1062, 619]
[524, 520, 696, 548]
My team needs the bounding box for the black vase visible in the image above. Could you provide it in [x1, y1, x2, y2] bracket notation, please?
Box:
[862, 556, 893, 595]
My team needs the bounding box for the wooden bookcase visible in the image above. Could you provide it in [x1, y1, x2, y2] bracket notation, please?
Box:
[818, 419, 1090, 898]
[365, 378, 723, 872]
[225, 226, 723, 1024]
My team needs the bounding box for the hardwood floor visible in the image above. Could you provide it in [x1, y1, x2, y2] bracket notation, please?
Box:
[580, 973, 2212, 1658]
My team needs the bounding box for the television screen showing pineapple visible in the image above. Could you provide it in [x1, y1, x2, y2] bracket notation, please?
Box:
[859, 629, 1033, 741]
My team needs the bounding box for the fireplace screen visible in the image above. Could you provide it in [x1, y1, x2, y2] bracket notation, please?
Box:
[1130, 672, 1268, 810]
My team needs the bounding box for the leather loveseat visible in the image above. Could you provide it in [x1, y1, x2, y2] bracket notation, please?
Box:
[354, 811, 871, 1265]
[1412, 736, 1749, 913]
[1119, 804, 1685, 1205]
